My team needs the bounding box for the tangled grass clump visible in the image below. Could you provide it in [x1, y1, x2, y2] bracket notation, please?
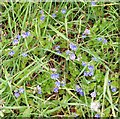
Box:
[0, 1, 119, 118]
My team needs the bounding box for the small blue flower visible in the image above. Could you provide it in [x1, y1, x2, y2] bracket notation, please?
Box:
[103, 39, 107, 44]
[61, 9, 66, 14]
[70, 43, 77, 51]
[38, 91, 42, 94]
[13, 39, 19, 45]
[76, 85, 80, 92]
[88, 65, 94, 71]
[52, 13, 56, 18]
[22, 53, 28, 57]
[40, 15, 45, 21]
[97, 37, 102, 41]
[22, 31, 30, 38]
[55, 80, 60, 87]
[76, 85, 84, 96]
[14, 92, 20, 98]
[95, 114, 100, 118]
[51, 73, 59, 80]
[82, 34, 87, 39]
[92, 57, 97, 61]
[84, 29, 90, 35]
[79, 91, 84, 96]
[22, 33, 26, 38]
[90, 91, 96, 98]
[25, 31, 31, 37]
[53, 87, 59, 93]
[84, 71, 88, 76]
[82, 62, 87, 66]
[16, 35, 21, 40]
[70, 53, 76, 60]
[18, 88, 24, 94]
[66, 50, 71, 55]
[111, 87, 117, 92]
[37, 85, 42, 94]
[40, 10, 44, 14]
[88, 71, 94, 76]
[9, 51, 15, 56]
[91, 1, 96, 6]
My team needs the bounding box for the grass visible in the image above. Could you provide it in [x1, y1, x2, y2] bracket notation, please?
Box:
[0, 1, 119, 118]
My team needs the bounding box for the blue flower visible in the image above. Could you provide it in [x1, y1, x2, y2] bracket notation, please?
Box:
[40, 10, 44, 14]
[38, 91, 42, 94]
[82, 34, 87, 39]
[90, 91, 96, 98]
[40, 15, 45, 21]
[25, 31, 30, 37]
[97, 37, 107, 44]
[97, 37, 102, 41]
[22, 53, 28, 57]
[16, 35, 21, 40]
[22, 31, 30, 38]
[51, 73, 59, 80]
[55, 80, 60, 87]
[14, 92, 20, 98]
[70, 43, 77, 51]
[61, 9, 66, 14]
[103, 39, 107, 44]
[70, 53, 76, 60]
[82, 62, 87, 66]
[92, 57, 97, 61]
[76, 85, 80, 92]
[84, 71, 88, 76]
[53, 87, 59, 93]
[79, 91, 84, 96]
[84, 29, 90, 35]
[37, 85, 42, 94]
[22, 33, 26, 38]
[52, 13, 56, 18]
[111, 87, 117, 92]
[9, 51, 15, 56]
[76, 85, 84, 96]
[88, 71, 94, 76]
[95, 114, 100, 118]
[66, 50, 71, 55]
[18, 88, 24, 94]
[88, 65, 94, 71]
[13, 39, 19, 45]
[91, 1, 96, 6]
